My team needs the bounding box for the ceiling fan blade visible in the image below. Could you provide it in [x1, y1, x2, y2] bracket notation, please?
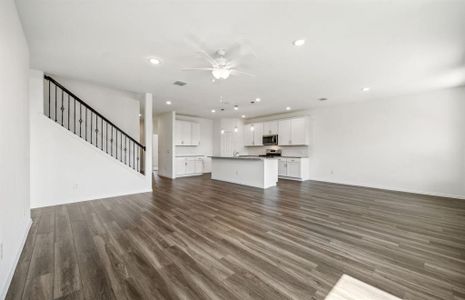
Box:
[231, 70, 256, 77]
[182, 67, 214, 71]
[185, 35, 218, 67]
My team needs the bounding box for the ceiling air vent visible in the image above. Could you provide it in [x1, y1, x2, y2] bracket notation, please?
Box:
[173, 81, 187, 86]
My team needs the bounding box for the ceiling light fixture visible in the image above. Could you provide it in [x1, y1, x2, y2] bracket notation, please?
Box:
[234, 127, 238, 133]
[255, 98, 261, 102]
[234, 105, 239, 110]
[241, 115, 246, 118]
[362, 87, 370, 92]
[139, 113, 142, 117]
[286, 106, 291, 111]
[148, 57, 161, 65]
[293, 39, 305, 47]
[165, 100, 172, 105]
[212, 68, 231, 80]
[211, 109, 216, 113]
[221, 129, 225, 135]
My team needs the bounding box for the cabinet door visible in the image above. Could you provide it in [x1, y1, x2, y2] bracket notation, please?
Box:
[253, 123, 263, 146]
[243, 124, 254, 146]
[278, 159, 287, 176]
[194, 158, 203, 174]
[191, 123, 200, 146]
[175, 121, 183, 145]
[291, 117, 307, 145]
[186, 159, 195, 174]
[286, 160, 301, 178]
[278, 119, 291, 146]
[175, 158, 186, 175]
[263, 121, 278, 135]
[182, 121, 192, 145]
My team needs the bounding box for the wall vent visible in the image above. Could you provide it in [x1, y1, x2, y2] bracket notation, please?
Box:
[173, 81, 187, 86]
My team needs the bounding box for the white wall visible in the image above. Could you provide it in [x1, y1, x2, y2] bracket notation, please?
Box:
[309, 87, 465, 198]
[0, 0, 31, 297]
[157, 112, 175, 178]
[29, 70, 151, 208]
[50, 75, 141, 140]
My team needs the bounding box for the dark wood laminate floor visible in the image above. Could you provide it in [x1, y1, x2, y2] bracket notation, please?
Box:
[6, 175, 465, 300]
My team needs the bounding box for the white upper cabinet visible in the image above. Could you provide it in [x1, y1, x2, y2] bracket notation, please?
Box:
[243, 124, 254, 146]
[278, 117, 308, 146]
[191, 123, 200, 146]
[290, 117, 307, 145]
[278, 119, 292, 145]
[175, 120, 200, 146]
[253, 123, 263, 146]
[243, 123, 263, 146]
[263, 121, 278, 136]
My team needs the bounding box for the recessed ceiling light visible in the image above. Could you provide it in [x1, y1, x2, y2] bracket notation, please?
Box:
[286, 106, 291, 111]
[362, 87, 370, 92]
[165, 100, 172, 105]
[255, 98, 261, 102]
[139, 113, 142, 117]
[241, 115, 246, 118]
[211, 109, 216, 113]
[220, 129, 225, 134]
[148, 57, 161, 65]
[234, 105, 239, 110]
[293, 39, 305, 47]
[234, 127, 238, 133]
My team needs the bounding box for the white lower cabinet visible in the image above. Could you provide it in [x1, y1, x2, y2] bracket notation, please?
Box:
[277, 157, 309, 181]
[176, 157, 204, 177]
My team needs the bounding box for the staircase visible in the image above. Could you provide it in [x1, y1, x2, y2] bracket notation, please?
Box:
[43, 75, 145, 174]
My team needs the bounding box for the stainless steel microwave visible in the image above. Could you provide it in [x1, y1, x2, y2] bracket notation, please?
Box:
[263, 135, 278, 145]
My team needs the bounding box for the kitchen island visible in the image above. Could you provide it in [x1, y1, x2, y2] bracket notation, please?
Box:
[210, 156, 278, 189]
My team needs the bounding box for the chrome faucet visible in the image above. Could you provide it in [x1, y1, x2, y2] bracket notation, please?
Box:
[233, 151, 240, 157]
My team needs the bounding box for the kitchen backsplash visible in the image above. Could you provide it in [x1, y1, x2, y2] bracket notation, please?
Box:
[246, 145, 309, 157]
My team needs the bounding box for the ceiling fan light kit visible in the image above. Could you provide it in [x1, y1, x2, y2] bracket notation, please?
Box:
[212, 68, 231, 79]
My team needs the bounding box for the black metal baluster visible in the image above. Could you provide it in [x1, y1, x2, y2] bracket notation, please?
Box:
[128, 140, 131, 167]
[79, 104, 82, 137]
[106, 123, 108, 153]
[55, 84, 57, 122]
[67, 94, 70, 130]
[101, 118, 103, 150]
[61, 89, 64, 126]
[120, 132, 123, 162]
[73, 97, 76, 134]
[90, 111, 93, 145]
[124, 136, 127, 164]
[85, 108, 88, 141]
[48, 80, 51, 118]
[133, 142, 135, 169]
[111, 126, 113, 157]
[137, 146, 139, 172]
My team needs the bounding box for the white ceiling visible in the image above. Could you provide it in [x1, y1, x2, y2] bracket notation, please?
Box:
[16, 0, 465, 119]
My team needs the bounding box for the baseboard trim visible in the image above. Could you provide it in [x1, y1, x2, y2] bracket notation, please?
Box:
[1, 218, 32, 300]
[308, 178, 465, 200]
[31, 189, 153, 209]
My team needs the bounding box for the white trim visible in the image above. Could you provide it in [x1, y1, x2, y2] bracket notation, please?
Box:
[31, 189, 152, 209]
[309, 177, 465, 200]
[1, 218, 32, 300]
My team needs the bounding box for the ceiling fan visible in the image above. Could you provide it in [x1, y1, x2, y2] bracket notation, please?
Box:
[182, 41, 255, 80]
